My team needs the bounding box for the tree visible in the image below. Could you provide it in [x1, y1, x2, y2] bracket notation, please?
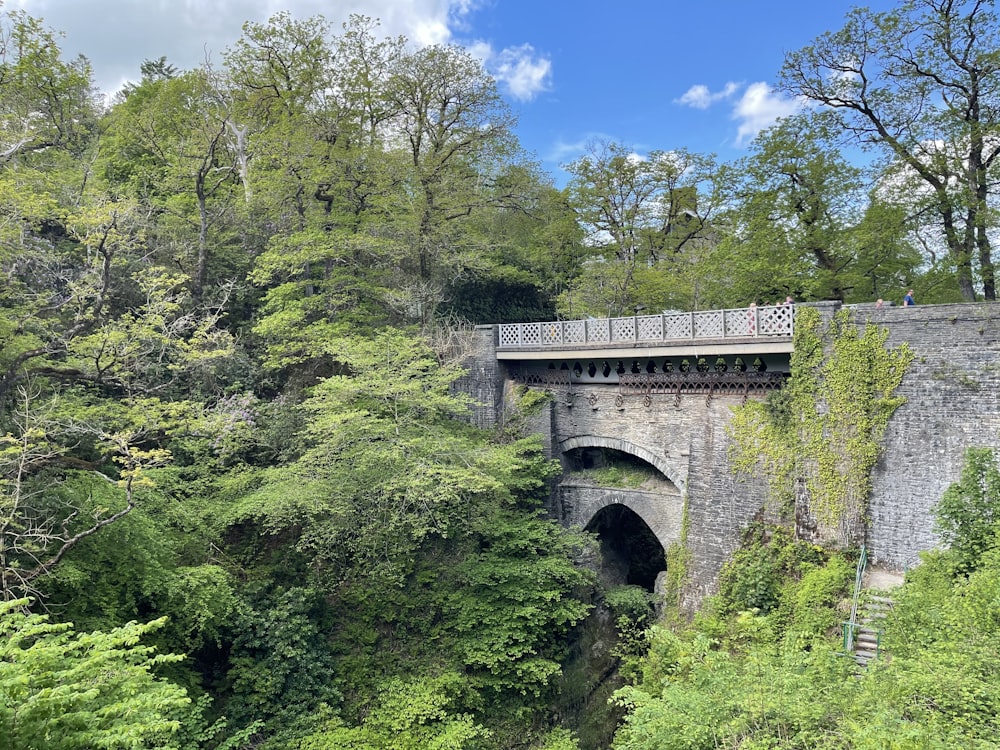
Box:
[0, 9, 95, 166]
[103, 69, 243, 299]
[222, 11, 338, 229]
[562, 140, 719, 316]
[388, 43, 522, 314]
[935, 446, 1000, 575]
[781, 0, 1000, 301]
[722, 113, 867, 302]
[0, 599, 191, 749]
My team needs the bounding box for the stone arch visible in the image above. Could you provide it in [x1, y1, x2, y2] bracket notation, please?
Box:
[559, 435, 684, 493]
[558, 435, 685, 552]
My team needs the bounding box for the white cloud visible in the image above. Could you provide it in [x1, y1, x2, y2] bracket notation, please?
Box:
[467, 40, 552, 102]
[544, 133, 617, 165]
[15, 0, 491, 93]
[732, 82, 804, 145]
[490, 44, 552, 101]
[675, 82, 739, 109]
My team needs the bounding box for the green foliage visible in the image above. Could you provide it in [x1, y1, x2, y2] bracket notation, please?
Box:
[577, 463, 658, 489]
[779, 554, 853, 645]
[612, 505, 1000, 750]
[442, 268, 556, 324]
[607, 586, 656, 682]
[605, 585, 655, 625]
[728, 306, 913, 543]
[291, 673, 489, 750]
[934, 447, 1000, 575]
[11, 4, 1000, 748]
[715, 523, 826, 617]
[222, 586, 341, 732]
[0, 599, 191, 749]
[560, 141, 720, 316]
[445, 513, 594, 696]
[781, 0, 1000, 301]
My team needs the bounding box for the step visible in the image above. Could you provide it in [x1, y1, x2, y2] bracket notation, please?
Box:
[867, 595, 895, 604]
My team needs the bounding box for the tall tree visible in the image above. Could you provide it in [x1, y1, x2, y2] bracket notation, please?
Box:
[781, 0, 1000, 301]
[0, 9, 94, 166]
[388, 43, 521, 314]
[104, 69, 242, 299]
[562, 140, 719, 315]
[705, 112, 917, 304]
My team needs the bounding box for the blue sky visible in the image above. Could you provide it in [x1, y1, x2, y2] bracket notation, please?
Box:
[16, 0, 898, 183]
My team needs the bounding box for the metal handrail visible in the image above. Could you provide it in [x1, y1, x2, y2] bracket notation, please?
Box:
[843, 546, 868, 652]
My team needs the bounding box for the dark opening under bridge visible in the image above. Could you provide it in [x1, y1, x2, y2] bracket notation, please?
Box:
[455, 301, 1000, 605]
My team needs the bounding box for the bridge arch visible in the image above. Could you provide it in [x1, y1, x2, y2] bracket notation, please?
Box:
[586, 503, 667, 589]
[557, 435, 686, 558]
[559, 435, 684, 493]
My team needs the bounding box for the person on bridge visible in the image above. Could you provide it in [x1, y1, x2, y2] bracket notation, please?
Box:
[903, 289, 916, 306]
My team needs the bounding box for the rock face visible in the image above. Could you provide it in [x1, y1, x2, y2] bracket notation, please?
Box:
[457, 302, 1000, 600]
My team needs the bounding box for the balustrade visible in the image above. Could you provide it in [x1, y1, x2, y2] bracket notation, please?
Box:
[497, 305, 793, 349]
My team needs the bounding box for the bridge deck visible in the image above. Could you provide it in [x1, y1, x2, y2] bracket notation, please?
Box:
[496, 306, 794, 360]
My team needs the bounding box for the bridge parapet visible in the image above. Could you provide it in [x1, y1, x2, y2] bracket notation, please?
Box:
[498, 305, 793, 350]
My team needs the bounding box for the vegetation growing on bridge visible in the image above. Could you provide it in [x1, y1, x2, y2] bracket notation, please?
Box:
[728, 306, 914, 543]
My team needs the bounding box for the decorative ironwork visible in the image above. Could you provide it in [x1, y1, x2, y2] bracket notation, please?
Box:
[513, 369, 572, 387]
[497, 305, 794, 349]
[618, 371, 786, 400]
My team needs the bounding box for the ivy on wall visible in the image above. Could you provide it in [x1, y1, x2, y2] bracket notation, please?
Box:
[728, 307, 913, 544]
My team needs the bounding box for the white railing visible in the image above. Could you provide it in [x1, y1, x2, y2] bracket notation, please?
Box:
[497, 305, 794, 349]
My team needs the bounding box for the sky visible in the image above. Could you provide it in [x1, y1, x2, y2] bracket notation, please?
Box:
[12, 0, 898, 183]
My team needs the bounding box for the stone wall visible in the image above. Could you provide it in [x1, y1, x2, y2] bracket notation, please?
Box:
[452, 325, 506, 430]
[857, 302, 1000, 569]
[533, 383, 772, 602]
[557, 484, 684, 550]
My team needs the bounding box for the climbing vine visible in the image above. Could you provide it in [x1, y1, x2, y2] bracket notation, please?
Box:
[728, 307, 913, 543]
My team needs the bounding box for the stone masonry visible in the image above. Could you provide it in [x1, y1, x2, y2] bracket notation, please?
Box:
[458, 302, 1000, 600]
[859, 302, 1000, 569]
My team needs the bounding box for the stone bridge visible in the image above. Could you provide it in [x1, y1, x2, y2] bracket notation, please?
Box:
[455, 301, 1000, 603]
